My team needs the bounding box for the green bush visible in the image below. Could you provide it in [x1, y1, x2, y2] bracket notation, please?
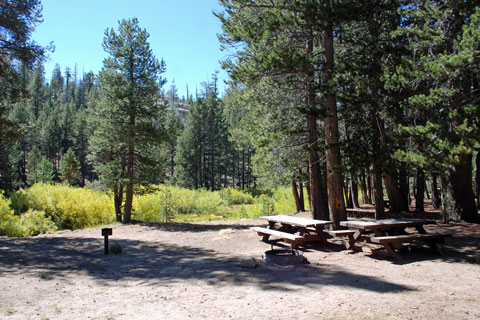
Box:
[219, 187, 254, 205]
[134, 185, 224, 222]
[0, 192, 22, 236]
[18, 209, 57, 236]
[14, 183, 114, 230]
[271, 187, 300, 214]
[222, 186, 306, 220]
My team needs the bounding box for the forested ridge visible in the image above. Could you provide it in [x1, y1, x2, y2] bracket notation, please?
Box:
[0, 0, 479, 230]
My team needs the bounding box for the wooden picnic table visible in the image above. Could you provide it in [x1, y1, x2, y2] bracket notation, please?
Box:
[251, 215, 333, 248]
[340, 218, 451, 259]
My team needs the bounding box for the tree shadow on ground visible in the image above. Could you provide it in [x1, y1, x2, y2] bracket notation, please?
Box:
[0, 235, 411, 293]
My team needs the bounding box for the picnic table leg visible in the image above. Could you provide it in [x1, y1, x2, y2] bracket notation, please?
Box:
[415, 225, 427, 234]
[384, 228, 406, 249]
[346, 230, 363, 250]
[381, 243, 401, 260]
[261, 221, 277, 242]
[314, 226, 331, 244]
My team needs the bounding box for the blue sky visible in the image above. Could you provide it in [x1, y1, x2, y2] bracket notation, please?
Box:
[33, 0, 229, 98]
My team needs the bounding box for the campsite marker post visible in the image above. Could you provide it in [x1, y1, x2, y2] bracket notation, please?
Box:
[102, 228, 113, 255]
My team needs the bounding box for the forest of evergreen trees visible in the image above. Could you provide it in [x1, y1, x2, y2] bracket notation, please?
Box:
[0, 0, 479, 225]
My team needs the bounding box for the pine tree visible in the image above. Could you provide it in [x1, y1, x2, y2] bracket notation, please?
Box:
[0, 0, 46, 190]
[60, 148, 80, 185]
[89, 18, 167, 223]
[175, 76, 230, 190]
[390, 1, 480, 222]
[27, 147, 54, 185]
[218, 0, 372, 224]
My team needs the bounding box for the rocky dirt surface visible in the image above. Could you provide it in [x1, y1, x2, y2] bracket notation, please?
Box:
[1, 213, 479, 320]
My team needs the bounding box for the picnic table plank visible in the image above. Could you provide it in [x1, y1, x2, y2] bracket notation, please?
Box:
[370, 232, 451, 244]
[250, 227, 304, 241]
[338, 218, 449, 259]
[260, 215, 333, 228]
[340, 218, 436, 230]
[253, 215, 333, 248]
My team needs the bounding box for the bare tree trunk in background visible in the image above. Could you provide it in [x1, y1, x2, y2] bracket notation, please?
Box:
[114, 184, 124, 223]
[373, 163, 385, 219]
[415, 168, 425, 212]
[351, 173, 360, 209]
[344, 181, 352, 209]
[299, 181, 305, 212]
[307, 113, 329, 220]
[398, 163, 410, 207]
[383, 172, 409, 212]
[306, 36, 329, 221]
[475, 151, 480, 209]
[323, 23, 346, 228]
[431, 172, 441, 209]
[291, 177, 302, 212]
[440, 173, 449, 223]
[367, 170, 373, 205]
[360, 169, 371, 205]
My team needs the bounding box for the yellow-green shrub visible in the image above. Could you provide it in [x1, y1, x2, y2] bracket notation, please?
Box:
[15, 183, 114, 230]
[219, 187, 254, 205]
[271, 187, 300, 214]
[18, 209, 57, 236]
[1, 192, 57, 236]
[134, 185, 223, 222]
[224, 187, 306, 220]
[0, 192, 22, 236]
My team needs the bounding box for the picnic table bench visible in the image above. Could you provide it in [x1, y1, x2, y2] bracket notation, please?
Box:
[340, 218, 451, 259]
[251, 215, 333, 248]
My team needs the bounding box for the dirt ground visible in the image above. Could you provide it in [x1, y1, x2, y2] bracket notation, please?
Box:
[1, 210, 480, 320]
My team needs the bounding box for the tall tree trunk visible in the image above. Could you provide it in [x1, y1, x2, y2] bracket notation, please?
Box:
[383, 172, 409, 212]
[114, 184, 124, 223]
[475, 151, 480, 209]
[373, 163, 385, 219]
[291, 178, 302, 213]
[367, 170, 373, 205]
[431, 172, 441, 209]
[305, 166, 312, 212]
[440, 173, 449, 223]
[299, 181, 305, 212]
[232, 150, 236, 188]
[351, 174, 360, 209]
[124, 161, 134, 223]
[241, 148, 245, 189]
[323, 23, 346, 228]
[360, 170, 370, 205]
[307, 114, 329, 220]
[123, 98, 135, 224]
[425, 183, 431, 200]
[446, 153, 478, 222]
[398, 163, 410, 208]
[415, 168, 425, 212]
[345, 182, 353, 209]
[306, 36, 329, 221]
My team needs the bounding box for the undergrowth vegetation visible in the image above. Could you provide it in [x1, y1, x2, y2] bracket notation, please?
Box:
[0, 191, 57, 236]
[0, 183, 305, 236]
[11, 183, 115, 230]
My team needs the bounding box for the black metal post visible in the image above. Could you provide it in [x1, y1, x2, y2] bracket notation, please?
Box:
[102, 228, 113, 255]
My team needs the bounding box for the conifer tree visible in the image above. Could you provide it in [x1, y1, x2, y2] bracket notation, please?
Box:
[27, 146, 54, 185]
[60, 148, 80, 185]
[89, 18, 167, 223]
[390, 1, 480, 222]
